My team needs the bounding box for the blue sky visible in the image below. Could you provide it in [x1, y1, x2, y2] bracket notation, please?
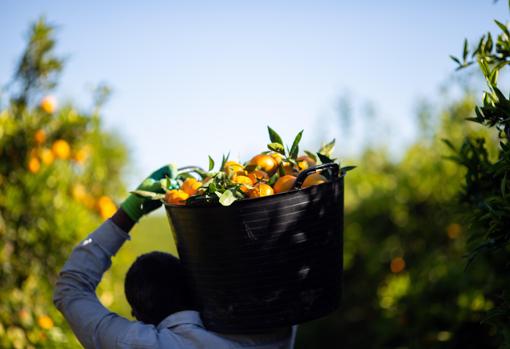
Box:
[1, 1, 507, 183]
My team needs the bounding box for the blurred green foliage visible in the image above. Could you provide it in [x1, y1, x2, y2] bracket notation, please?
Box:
[0, 18, 128, 348]
[450, 3, 510, 345]
[296, 95, 501, 348]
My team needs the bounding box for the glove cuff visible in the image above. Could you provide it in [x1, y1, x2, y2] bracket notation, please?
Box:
[120, 195, 144, 222]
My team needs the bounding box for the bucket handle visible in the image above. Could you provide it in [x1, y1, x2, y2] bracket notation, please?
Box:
[293, 163, 340, 189]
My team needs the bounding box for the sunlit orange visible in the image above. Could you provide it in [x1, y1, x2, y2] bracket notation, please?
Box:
[390, 257, 406, 273]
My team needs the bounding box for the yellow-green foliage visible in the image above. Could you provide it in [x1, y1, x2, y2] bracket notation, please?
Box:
[0, 18, 128, 348]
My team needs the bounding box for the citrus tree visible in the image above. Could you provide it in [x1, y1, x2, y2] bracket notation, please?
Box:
[295, 93, 501, 348]
[0, 18, 128, 348]
[448, 2, 510, 345]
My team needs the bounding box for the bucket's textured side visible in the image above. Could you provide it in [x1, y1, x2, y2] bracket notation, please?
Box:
[165, 177, 344, 333]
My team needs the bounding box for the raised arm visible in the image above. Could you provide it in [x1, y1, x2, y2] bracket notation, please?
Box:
[53, 165, 177, 348]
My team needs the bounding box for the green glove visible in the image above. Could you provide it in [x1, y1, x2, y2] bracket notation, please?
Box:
[121, 164, 177, 222]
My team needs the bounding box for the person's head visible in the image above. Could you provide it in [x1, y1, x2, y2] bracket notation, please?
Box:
[125, 251, 196, 325]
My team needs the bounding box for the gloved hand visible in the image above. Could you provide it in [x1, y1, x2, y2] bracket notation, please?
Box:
[121, 164, 177, 222]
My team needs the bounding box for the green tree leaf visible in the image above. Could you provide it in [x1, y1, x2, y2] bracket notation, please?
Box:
[267, 126, 283, 145]
[218, 189, 237, 206]
[267, 142, 285, 154]
[208, 155, 215, 171]
[289, 130, 303, 159]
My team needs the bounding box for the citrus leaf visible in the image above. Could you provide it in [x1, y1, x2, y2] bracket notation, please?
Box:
[267, 142, 285, 154]
[218, 190, 237, 206]
[208, 155, 215, 171]
[317, 152, 334, 164]
[220, 152, 230, 170]
[341, 165, 356, 173]
[319, 139, 336, 158]
[289, 130, 303, 159]
[267, 126, 284, 145]
[304, 150, 317, 162]
[131, 190, 165, 200]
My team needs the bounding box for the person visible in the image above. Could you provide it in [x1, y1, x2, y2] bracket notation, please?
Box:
[53, 165, 297, 349]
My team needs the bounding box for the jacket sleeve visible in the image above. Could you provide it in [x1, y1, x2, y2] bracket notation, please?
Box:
[52, 219, 166, 348]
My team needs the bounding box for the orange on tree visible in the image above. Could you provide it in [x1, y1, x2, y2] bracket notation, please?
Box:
[223, 161, 245, 176]
[52, 139, 71, 159]
[249, 154, 278, 175]
[28, 156, 40, 173]
[37, 315, 54, 330]
[248, 182, 274, 198]
[34, 129, 46, 144]
[247, 170, 269, 184]
[165, 189, 189, 205]
[273, 175, 297, 194]
[232, 175, 254, 193]
[39, 95, 57, 113]
[181, 177, 202, 196]
[73, 146, 90, 164]
[97, 196, 117, 219]
[302, 172, 328, 188]
[40, 148, 54, 165]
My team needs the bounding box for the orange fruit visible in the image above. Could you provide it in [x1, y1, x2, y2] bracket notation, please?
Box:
[165, 190, 189, 205]
[181, 178, 202, 196]
[248, 183, 274, 198]
[37, 315, 54, 330]
[270, 152, 285, 165]
[233, 175, 254, 193]
[282, 161, 297, 175]
[40, 148, 54, 165]
[249, 154, 278, 175]
[223, 161, 245, 176]
[28, 157, 40, 173]
[74, 146, 90, 164]
[297, 155, 316, 168]
[34, 129, 46, 144]
[247, 170, 269, 183]
[273, 175, 296, 194]
[40, 95, 57, 113]
[52, 139, 71, 159]
[98, 196, 117, 219]
[302, 173, 328, 188]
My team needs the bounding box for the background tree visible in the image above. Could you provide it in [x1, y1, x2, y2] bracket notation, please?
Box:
[0, 18, 128, 348]
[295, 93, 501, 348]
[449, 2, 510, 345]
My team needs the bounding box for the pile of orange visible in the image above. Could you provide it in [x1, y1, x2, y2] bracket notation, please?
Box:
[165, 152, 328, 206]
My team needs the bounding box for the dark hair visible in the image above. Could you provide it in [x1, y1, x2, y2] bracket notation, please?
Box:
[125, 251, 195, 325]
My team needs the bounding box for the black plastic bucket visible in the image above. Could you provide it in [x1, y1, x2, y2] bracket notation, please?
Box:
[165, 163, 344, 333]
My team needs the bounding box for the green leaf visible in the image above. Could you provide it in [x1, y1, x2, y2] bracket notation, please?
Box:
[268, 172, 280, 186]
[317, 152, 334, 164]
[495, 20, 510, 38]
[463, 38, 469, 61]
[501, 172, 508, 197]
[131, 190, 165, 200]
[267, 126, 283, 145]
[267, 142, 285, 154]
[341, 165, 356, 173]
[220, 152, 230, 171]
[319, 139, 336, 158]
[208, 155, 215, 171]
[289, 130, 303, 159]
[218, 190, 237, 206]
[304, 150, 317, 162]
[442, 138, 457, 151]
[450, 55, 462, 65]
